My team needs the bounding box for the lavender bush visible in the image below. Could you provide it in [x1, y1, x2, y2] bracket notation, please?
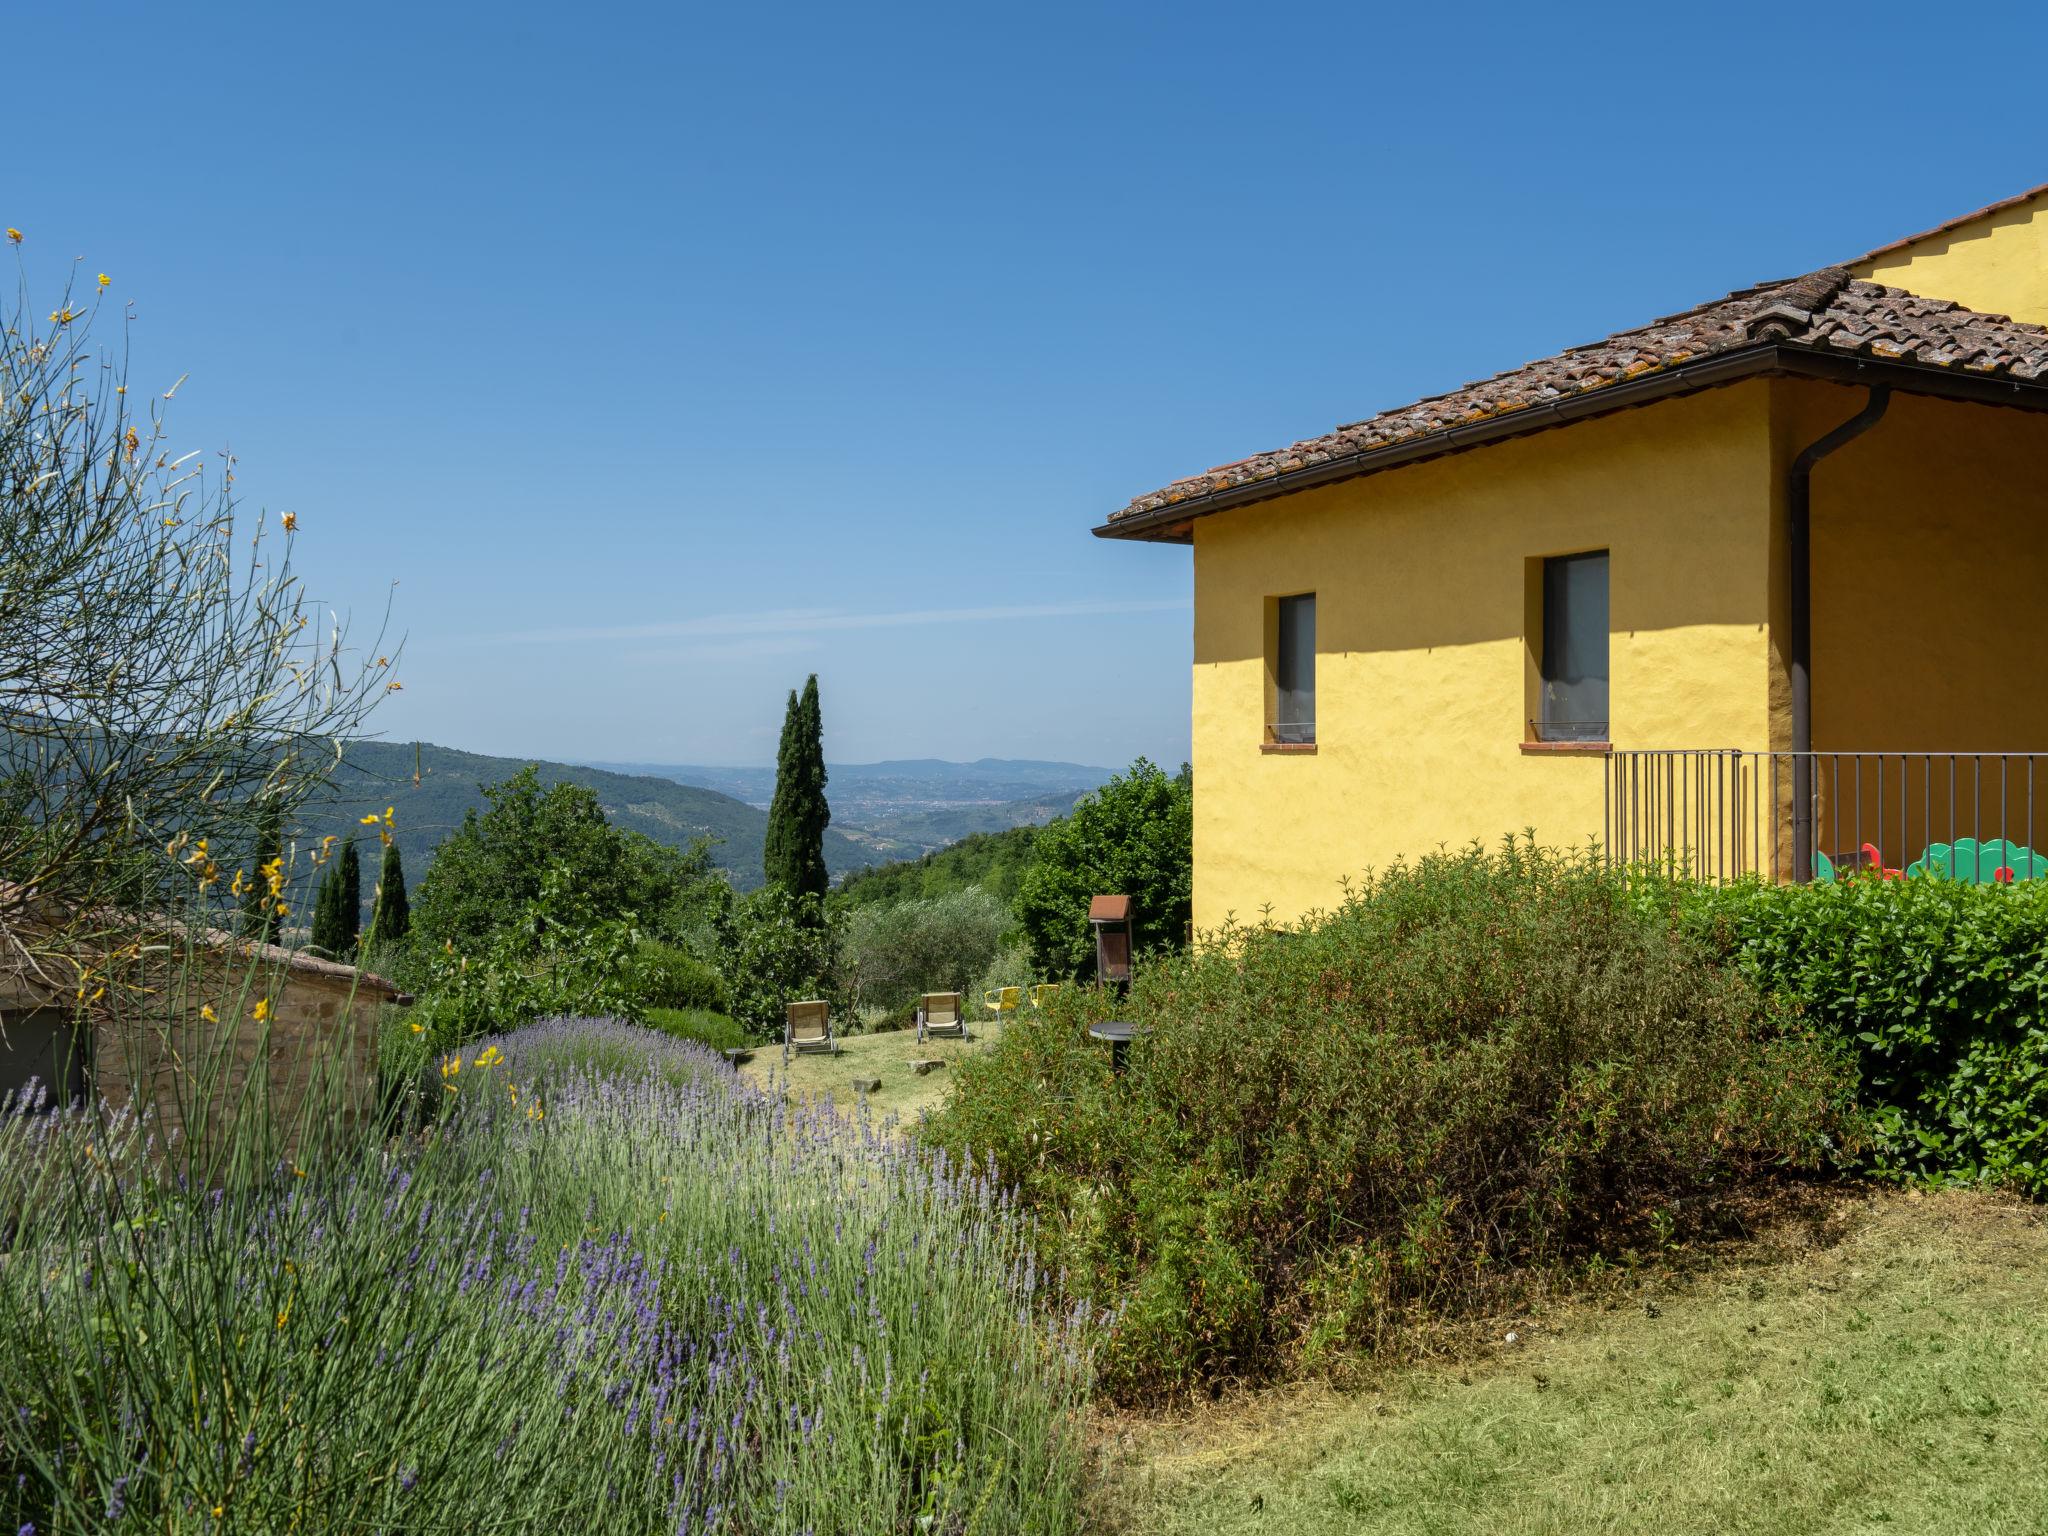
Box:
[0, 1016, 1096, 1533]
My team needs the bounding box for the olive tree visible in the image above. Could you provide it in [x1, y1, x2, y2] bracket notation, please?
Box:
[1, 248, 396, 976]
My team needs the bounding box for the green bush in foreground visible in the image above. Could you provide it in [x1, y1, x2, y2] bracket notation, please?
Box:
[928, 841, 1856, 1399]
[1680, 873, 2048, 1193]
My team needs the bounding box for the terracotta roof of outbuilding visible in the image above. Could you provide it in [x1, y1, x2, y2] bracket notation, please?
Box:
[1102, 268, 2048, 531]
[0, 879, 408, 1000]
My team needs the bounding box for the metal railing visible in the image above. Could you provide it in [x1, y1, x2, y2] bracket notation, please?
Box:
[1604, 751, 2046, 884]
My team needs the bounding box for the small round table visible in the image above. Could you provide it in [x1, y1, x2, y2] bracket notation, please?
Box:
[1087, 1020, 1150, 1075]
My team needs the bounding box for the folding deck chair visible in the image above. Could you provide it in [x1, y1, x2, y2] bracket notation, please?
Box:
[783, 998, 839, 1064]
[916, 991, 969, 1044]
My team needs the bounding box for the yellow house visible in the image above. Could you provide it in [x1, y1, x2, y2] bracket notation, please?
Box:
[1097, 185, 2048, 930]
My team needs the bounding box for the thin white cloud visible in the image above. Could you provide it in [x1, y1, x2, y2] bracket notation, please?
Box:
[618, 635, 820, 665]
[489, 597, 1190, 646]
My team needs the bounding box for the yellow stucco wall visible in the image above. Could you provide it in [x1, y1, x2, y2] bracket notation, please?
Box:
[1189, 382, 1778, 930]
[1851, 189, 2048, 324]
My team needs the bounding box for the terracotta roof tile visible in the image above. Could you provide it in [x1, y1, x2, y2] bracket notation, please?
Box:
[0, 879, 408, 999]
[1106, 271, 2048, 525]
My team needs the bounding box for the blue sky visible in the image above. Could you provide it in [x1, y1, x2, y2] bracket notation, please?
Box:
[10, 1, 2047, 769]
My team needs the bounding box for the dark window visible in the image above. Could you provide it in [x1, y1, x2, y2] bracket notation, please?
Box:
[1272, 593, 1316, 744]
[0, 1007, 89, 1112]
[1540, 552, 1609, 742]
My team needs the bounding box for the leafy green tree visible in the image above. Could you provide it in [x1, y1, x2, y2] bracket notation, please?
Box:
[1014, 759, 1193, 978]
[410, 765, 724, 954]
[309, 836, 361, 959]
[720, 885, 839, 1036]
[392, 764, 743, 1046]
[619, 827, 729, 942]
[400, 864, 647, 1049]
[762, 675, 830, 903]
[368, 841, 410, 948]
[411, 767, 624, 951]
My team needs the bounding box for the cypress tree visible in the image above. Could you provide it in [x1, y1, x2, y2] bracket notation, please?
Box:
[763, 686, 802, 891]
[309, 836, 360, 959]
[762, 673, 830, 902]
[242, 801, 285, 944]
[310, 859, 348, 958]
[369, 841, 410, 949]
[336, 836, 362, 959]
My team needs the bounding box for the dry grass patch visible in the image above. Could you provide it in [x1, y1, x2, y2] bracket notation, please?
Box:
[1090, 1189, 2048, 1535]
[736, 1016, 1006, 1126]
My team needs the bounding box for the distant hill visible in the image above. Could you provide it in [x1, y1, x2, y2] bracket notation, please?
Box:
[841, 792, 1085, 856]
[587, 757, 1113, 859]
[298, 741, 881, 897]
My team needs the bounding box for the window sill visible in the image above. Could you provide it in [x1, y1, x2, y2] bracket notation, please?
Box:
[1520, 740, 1611, 756]
[1260, 742, 1318, 755]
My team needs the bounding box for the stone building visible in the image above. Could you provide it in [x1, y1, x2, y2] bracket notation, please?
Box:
[0, 909, 407, 1154]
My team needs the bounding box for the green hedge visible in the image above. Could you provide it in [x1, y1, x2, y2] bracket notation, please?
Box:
[632, 939, 729, 1013]
[1682, 876, 2048, 1193]
[641, 1006, 748, 1054]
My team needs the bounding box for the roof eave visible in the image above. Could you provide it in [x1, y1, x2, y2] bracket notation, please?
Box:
[1094, 344, 2048, 543]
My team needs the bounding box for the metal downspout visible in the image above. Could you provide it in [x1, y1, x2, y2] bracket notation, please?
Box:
[1788, 384, 1891, 880]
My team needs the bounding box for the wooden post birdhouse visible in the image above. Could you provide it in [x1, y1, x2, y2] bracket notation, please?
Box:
[1088, 894, 1135, 992]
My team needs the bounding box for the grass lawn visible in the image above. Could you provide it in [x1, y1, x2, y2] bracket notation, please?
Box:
[1089, 1190, 2048, 1535]
[736, 1013, 1008, 1124]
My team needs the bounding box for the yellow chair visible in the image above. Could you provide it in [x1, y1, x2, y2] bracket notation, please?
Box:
[1029, 983, 1062, 1010]
[983, 985, 1021, 1023]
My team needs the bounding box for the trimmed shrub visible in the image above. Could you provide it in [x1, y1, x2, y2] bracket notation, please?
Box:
[632, 939, 728, 1013]
[928, 841, 1855, 1398]
[1680, 874, 2048, 1193]
[641, 1006, 748, 1054]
